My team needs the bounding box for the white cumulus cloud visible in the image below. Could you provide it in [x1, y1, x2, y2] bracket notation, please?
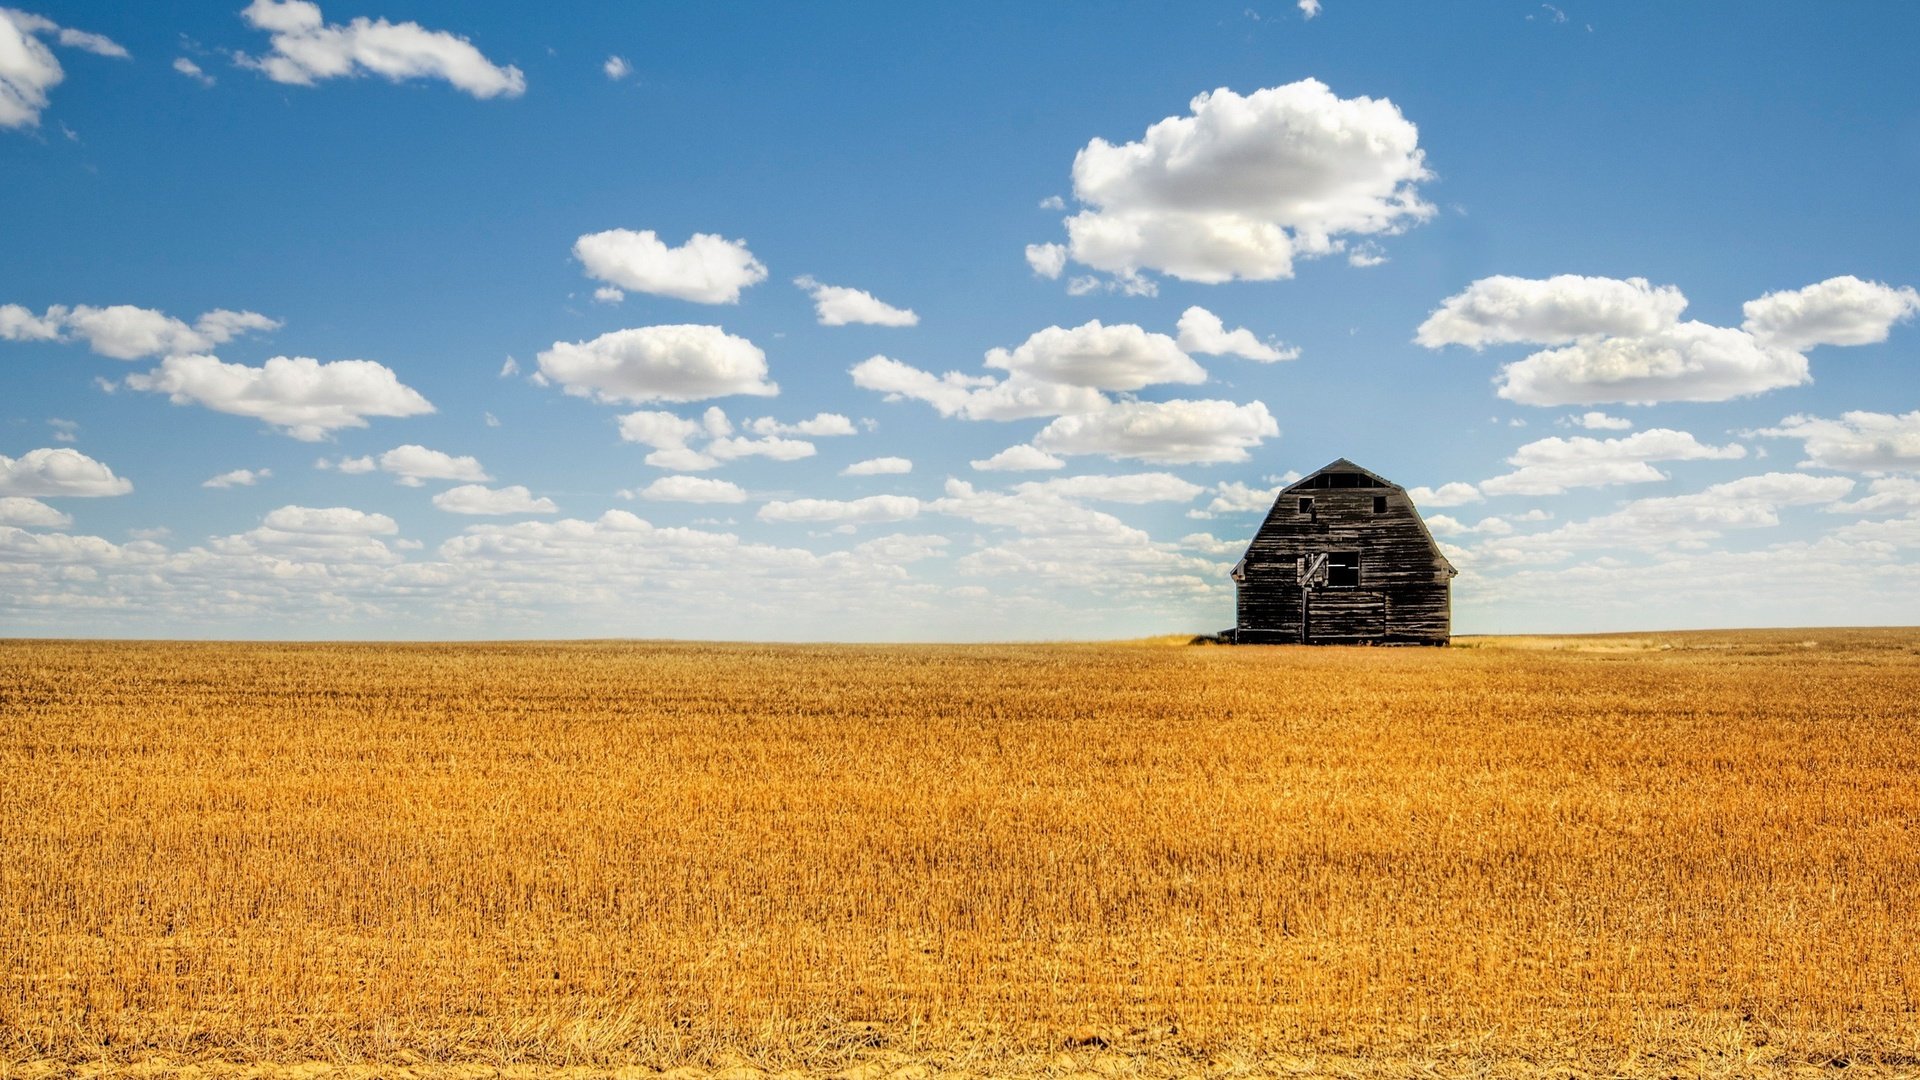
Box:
[261, 504, 396, 535]
[842, 456, 912, 476]
[0, 303, 280, 359]
[970, 445, 1065, 472]
[616, 407, 816, 470]
[203, 467, 271, 488]
[850, 354, 1105, 422]
[1204, 480, 1286, 514]
[1750, 410, 1920, 474]
[1425, 514, 1518, 538]
[928, 478, 1220, 594]
[1478, 428, 1747, 497]
[1420, 273, 1916, 406]
[986, 320, 1203, 391]
[1044, 80, 1432, 287]
[1741, 275, 1920, 351]
[758, 495, 920, 525]
[1178, 531, 1244, 557]
[1024, 243, 1067, 279]
[237, 0, 525, 99]
[0, 447, 132, 496]
[635, 476, 747, 503]
[615, 409, 702, 450]
[794, 276, 918, 327]
[1830, 477, 1920, 516]
[574, 229, 767, 304]
[1415, 275, 1688, 350]
[854, 318, 1279, 470]
[744, 413, 857, 437]
[0, 8, 127, 130]
[1567, 411, 1633, 431]
[603, 55, 630, 80]
[431, 484, 556, 515]
[125, 354, 434, 440]
[0, 495, 71, 526]
[538, 325, 776, 404]
[1176, 306, 1296, 362]
[1347, 243, 1386, 268]
[1495, 322, 1807, 406]
[1032, 399, 1278, 465]
[368, 444, 489, 487]
[706, 435, 815, 463]
[1406, 482, 1483, 508]
[1014, 472, 1202, 504]
[0, 303, 61, 341]
[1473, 473, 1854, 564]
[0, 495, 71, 522]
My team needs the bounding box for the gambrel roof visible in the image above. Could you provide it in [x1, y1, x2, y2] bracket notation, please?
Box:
[1271, 458, 1455, 576]
[1281, 458, 1400, 492]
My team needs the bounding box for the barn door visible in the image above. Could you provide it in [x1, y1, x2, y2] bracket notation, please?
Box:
[1307, 590, 1386, 641]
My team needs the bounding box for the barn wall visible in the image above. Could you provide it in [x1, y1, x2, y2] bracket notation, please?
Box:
[1234, 483, 1451, 644]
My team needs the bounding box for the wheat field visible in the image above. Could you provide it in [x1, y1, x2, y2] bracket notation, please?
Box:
[2, 630, 1918, 1078]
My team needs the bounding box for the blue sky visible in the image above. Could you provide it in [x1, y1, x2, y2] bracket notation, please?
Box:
[3, 1, 1917, 639]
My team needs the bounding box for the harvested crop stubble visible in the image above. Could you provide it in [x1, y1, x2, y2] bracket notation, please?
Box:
[1, 630, 1917, 1076]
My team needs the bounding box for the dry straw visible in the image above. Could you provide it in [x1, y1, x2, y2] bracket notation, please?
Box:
[2, 631, 1916, 1073]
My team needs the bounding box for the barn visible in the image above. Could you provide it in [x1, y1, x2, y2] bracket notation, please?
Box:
[1227, 459, 1457, 645]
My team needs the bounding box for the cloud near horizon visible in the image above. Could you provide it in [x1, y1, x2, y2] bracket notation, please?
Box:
[1418, 274, 1918, 406]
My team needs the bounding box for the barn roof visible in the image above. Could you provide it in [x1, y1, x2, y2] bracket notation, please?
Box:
[1274, 458, 1455, 576]
[1280, 458, 1400, 491]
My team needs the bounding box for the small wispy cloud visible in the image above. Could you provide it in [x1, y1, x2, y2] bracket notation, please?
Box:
[173, 57, 215, 87]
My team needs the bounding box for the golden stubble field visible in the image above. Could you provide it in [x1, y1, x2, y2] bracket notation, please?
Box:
[2, 630, 1917, 1079]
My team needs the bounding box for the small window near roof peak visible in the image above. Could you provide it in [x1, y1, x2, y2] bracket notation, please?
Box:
[1373, 495, 1387, 514]
[1298, 497, 1313, 514]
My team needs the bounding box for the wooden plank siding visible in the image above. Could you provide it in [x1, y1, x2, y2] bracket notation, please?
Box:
[1232, 459, 1455, 645]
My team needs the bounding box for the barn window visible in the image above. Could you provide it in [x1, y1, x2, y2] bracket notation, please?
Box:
[1305, 472, 1376, 489]
[1373, 495, 1387, 514]
[1327, 551, 1360, 588]
[1298, 497, 1313, 515]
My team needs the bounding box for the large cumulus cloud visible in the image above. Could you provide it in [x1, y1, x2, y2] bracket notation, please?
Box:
[1038, 80, 1434, 288]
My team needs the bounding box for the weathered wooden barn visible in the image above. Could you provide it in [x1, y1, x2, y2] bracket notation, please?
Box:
[1228, 459, 1456, 645]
